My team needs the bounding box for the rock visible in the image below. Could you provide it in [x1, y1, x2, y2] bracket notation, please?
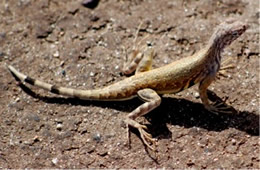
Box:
[81, 0, 99, 9]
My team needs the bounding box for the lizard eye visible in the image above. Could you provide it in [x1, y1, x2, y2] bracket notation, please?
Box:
[232, 31, 239, 37]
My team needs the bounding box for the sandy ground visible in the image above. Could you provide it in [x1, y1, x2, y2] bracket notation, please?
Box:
[0, 0, 259, 168]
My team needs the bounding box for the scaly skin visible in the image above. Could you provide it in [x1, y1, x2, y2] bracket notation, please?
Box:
[7, 20, 248, 151]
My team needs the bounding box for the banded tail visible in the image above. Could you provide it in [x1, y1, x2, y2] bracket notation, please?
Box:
[7, 65, 129, 101]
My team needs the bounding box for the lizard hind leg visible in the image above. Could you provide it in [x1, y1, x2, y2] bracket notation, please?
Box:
[122, 21, 152, 75]
[125, 88, 161, 150]
[122, 46, 155, 75]
[135, 47, 155, 74]
[122, 48, 145, 75]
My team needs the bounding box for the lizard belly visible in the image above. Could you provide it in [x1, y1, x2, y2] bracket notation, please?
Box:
[157, 88, 182, 94]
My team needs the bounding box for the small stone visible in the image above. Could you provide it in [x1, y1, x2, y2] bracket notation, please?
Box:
[231, 139, 236, 145]
[61, 70, 66, 76]
[244, 48, 250, 56]
[194, 92, 200, 98]
[60, 61, 65, 67]
[53, 51, 59, 58]
[33, 136, 41, 142]
[82, 0, 99, 9]
[15, 97, 20, 102]
[93, 133, 101, 142]
[89, 14, 99, 22]
[56, 123, 63, 131]
[52, 158, 58, 165]
[90, 71, 95, 77]
[163, 59, 168, 64]
[35, 23, 53, 38]
[114, 65, 119, 70]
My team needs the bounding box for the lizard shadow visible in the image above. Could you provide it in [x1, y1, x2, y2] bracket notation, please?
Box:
[147, 91, 259, 139]
[19, 83, 259, 140]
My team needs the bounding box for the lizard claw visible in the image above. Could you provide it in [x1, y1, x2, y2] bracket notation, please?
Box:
[138, 126, 157, 151]
[206, 103, 234, 114]
[125, 122, 157, 151]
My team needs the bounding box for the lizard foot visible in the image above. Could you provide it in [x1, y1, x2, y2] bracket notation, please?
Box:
[138, 125, 157, 151]
[125, 118, 157, 151]
[217, 64, 235, 79]
[205, 103, 233, 114]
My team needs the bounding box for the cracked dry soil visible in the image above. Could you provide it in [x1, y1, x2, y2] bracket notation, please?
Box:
[0, 0, 259, 168]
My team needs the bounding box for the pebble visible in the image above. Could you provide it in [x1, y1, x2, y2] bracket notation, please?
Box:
[56, 123, 63, 130]
[53, 51, 59, 58]
[194, 92, 200, 98]
[82, 0, 99, 9]
[114, 65, 119, 70]
[90, 71, 95, 77]
[61, 70, 66, 76]
[93, 133, 101, 142]
[52, 158, 58, 165]
[15, 97, 20, 102]
[35, 24, 53, 39]
[163, 59, 168, 64]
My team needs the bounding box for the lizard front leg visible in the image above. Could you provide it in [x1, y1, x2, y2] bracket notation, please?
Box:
[125, 88, 161, 150]
[199, 75, 232, 114]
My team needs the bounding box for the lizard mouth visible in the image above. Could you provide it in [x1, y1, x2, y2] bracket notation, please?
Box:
[235, 23, 249, 36]
[230, 22, 249, 42]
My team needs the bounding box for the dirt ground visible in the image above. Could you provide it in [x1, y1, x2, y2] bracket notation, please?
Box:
[0, 0, 259, 168]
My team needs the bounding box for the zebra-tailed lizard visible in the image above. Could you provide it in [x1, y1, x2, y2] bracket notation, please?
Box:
[7, 20, 248, 150]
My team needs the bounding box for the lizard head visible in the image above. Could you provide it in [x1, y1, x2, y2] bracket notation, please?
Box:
[210, 20, 248, 49]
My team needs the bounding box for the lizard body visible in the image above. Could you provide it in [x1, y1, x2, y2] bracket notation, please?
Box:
[7, 47, 209, 99]
[7, 20, 248, 150]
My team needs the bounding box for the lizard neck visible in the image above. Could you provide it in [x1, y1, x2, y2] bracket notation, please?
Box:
[204, 37, 224, 68]
[204, 28, 230, 64]
[198, 38, 223, 76]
